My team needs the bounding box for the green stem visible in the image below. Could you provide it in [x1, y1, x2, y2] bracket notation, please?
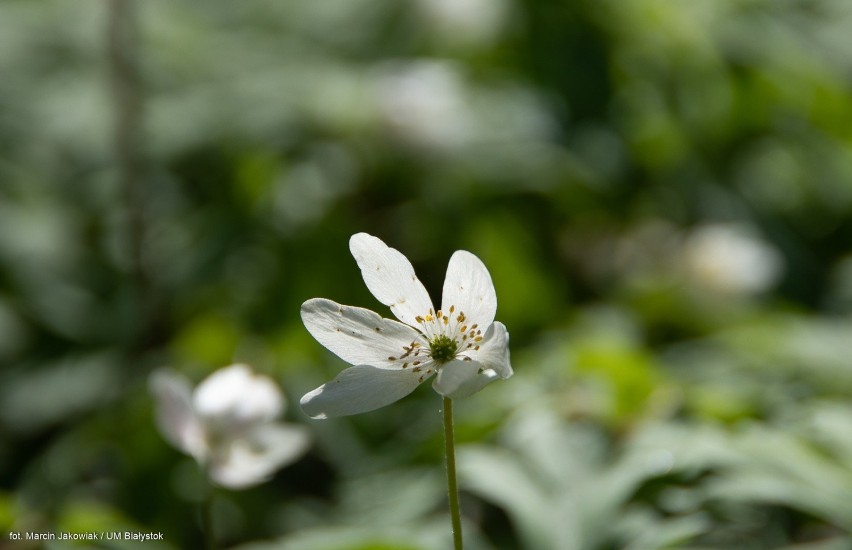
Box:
[107, 0, 151, 351]
[442, 396, 463, 550]
[202, 480, 216, 550]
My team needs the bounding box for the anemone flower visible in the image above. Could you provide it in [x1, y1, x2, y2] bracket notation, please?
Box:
[150, 364, 309, 489]
[300, 233, 512, 419]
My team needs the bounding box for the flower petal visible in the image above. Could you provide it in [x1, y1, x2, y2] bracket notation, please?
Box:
[441, 250, 497, 329]
[434, 365, 502, 399]
[300, 364, 428, 419]
[432, 358, 482, 397]
[149, 369, 206, 460]
[468, 321, 513, 380]
[208, 423, 310, 489]
[301, 298, 423, 368]
[194, 364, 283, 430]
[349, 233, 434, 326]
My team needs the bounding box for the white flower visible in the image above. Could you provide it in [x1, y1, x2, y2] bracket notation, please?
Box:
[682, 223, 782, 296]
[374, 61, 473, 151]
[416, 0, 509, 49]
[300, 233, 513, 419]
[149, 364, 310, 489]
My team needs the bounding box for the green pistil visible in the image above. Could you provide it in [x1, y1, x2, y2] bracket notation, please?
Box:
[429, 335, 458, 364]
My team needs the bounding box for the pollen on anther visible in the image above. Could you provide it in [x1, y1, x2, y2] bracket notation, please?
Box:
[375, 327, 381, 332]
[415, 315, 424, 323]
[449, 305, 455, 313]
[388, 356, 397, 360]
[413, 361, 421, 366]
[443, 316, 449, 325]
[474, 345, 480, 351]
[475, 336, 483, 342]
[402, 362, 408, 368]
[460, 325, 468, 333]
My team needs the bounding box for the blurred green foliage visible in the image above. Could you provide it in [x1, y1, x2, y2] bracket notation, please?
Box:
[2, 0, 852, 548]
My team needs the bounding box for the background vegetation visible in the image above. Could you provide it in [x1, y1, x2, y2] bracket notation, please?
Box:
[2, 0, 852, 548]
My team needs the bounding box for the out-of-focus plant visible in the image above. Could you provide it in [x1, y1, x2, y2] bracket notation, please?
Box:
[150, 364, 309, 490]
[150, 364, 309, 547]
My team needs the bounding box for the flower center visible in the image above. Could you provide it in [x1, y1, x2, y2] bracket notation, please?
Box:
[429, 334, 458, 364]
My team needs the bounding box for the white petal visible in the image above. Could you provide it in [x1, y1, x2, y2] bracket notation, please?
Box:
[194, 364, 283, 430]
[349, 233, 434, 326]
[301, 298, 423, 368]
[432, 358, 483, 398]
[149, 369, 206, 460]
[208, 424, 310, 489]
[469, 321, 513, 380]
[434, 365, 501, 399]
[441, 250, 497, 328]
[300, 364, 429, 419]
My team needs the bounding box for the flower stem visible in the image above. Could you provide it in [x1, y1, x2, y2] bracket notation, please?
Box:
[107, 0, 150, 350]
[202, 480, 216, 550]
[442, 396, 463, 550]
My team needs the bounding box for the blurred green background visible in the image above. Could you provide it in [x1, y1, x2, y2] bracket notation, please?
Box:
[2, 0, 852, 548]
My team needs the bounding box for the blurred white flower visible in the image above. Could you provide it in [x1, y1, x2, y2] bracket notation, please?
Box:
[682, 223, 782, 296]
[374, 61, 473, 151]
[149, 364, 309, 489]
[416, 0, 509, 49]
[300, 233, 512, 419]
